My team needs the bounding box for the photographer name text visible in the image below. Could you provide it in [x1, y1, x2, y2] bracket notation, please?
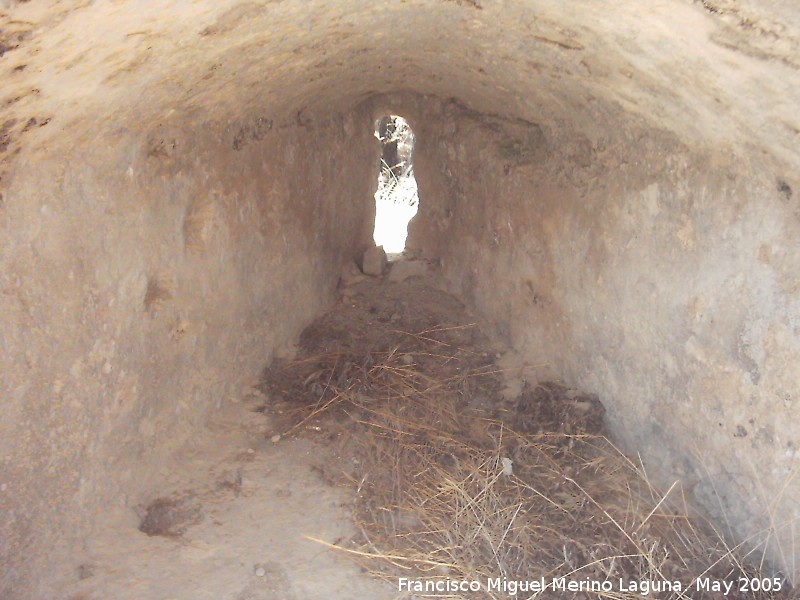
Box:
[398, 575, 785, 596]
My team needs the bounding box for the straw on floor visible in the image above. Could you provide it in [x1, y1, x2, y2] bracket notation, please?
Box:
[260, 315, 785, 599]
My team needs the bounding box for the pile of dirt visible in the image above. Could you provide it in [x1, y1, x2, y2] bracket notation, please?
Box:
[258, 267, 787, 599]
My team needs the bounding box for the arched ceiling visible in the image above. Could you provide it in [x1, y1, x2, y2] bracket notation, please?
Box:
[1, 0, 799, 169]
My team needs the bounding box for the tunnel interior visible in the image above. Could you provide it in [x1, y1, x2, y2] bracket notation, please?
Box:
[1, 0, 800, 596]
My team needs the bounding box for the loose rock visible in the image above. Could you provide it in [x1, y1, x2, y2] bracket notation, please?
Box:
[388, 259, 428, 282]
[361, 246, 387, 277]
[339, 260, 367, 287]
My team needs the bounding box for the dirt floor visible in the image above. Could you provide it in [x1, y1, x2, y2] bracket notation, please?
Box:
[60, 259, 473, 600]
[62, 259, 790, 600]
[60, 394, 396, 600]
[62, 258, 485, 600]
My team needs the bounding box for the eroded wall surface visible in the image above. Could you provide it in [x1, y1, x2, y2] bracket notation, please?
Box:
[0, 111, 375, 596]
[406, 97, 800, 577]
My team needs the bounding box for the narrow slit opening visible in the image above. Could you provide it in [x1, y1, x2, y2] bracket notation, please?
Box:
[373, 115, 419, 255]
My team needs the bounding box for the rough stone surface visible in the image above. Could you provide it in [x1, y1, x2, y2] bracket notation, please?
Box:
[0, 109, 376, 597]
[362, 246, 388, 277]
[406, 96, 800, 579]
[339, 260, 368, 287]
[388, 258, 429, 283]
[1, 0, 799, 595]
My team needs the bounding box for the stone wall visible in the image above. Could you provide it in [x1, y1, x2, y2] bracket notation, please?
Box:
[0, 110, 375, 597]
[406, 98, 800, 577]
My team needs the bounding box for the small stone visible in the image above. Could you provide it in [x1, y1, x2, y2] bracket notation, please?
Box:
[77, 563, 94, 580]
[255, 566, 266, 577]
[244, 386, 266, 399]
[400, 354, 414, 365]
[388, 259, 428, 282]
[339, 260, 367, 286]
[362, 246, 387, 276]
[270, 434, 281, 443]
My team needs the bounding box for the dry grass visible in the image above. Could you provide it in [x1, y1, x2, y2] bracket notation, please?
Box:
[261, 309, 791, 599]
[343, 397, 760, 598]
[375, 170, 419, 208]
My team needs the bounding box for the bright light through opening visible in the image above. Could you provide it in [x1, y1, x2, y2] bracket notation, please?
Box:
[373, 116, 419, 254]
